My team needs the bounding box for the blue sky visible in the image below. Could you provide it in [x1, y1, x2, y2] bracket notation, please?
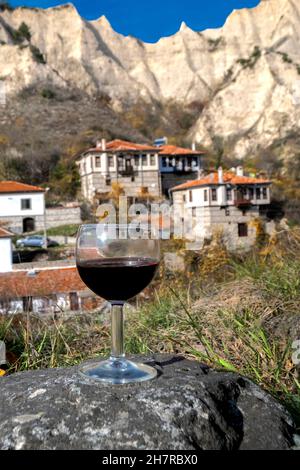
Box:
[10, 0, 261, 42]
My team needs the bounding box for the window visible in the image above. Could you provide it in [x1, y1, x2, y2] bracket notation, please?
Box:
[150, 155, 156, 166]
[226, 189, 232, 201]
[189, 191, 193, 203]
[108, 156, 114, 168]
[183, 194, 186, 203]
[238, 223, 248, 237]
[162, 157, 167, 168]
[95, 156, 101, 168]
[256, 187, 261, 200]
[262, 187, 268, 199]
[211, 188, 217, 201]
[141, 154, 147, 166]
[192, 207, 197, 217]
[21, 199, 31, 210]
[248, 187, 254, 199]
[204, 189, 208, 202]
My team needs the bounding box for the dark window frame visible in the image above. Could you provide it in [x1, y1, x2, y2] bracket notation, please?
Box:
[256, 187, 261, 200]
[262, 187, 268, 199]
[211, 188, 217, 201]
[108, 156, 114, 168]
[226, 188, 232, 201]
[21, 198, 32, 211]
[204, 189, 208, 202]
[238, 223, 248, 238]
[95, 156, 101, 168]
[150, 154, 156, 166]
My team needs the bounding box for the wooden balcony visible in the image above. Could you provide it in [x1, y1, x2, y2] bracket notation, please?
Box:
[234, 198, 252, 209]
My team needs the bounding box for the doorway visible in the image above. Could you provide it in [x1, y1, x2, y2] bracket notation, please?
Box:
[23, 218, 35, 233]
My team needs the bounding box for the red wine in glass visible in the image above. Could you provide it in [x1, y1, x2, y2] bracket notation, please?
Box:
[76, 224, 160, 384]
[77, 257, 159, 301]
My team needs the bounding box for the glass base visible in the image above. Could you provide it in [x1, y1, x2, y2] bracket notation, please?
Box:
[79, 358, 157, 384]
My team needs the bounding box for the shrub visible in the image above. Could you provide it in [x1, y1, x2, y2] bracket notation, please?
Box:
[41, 88, 55, 99]
[208, 37, 222, 52]
[30, 45, 46, 64]
[18, 22, 31, 42]
[237, 46, 262, 70]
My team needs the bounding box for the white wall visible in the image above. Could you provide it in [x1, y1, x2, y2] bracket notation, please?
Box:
[183, 185, 270, 208]
[79, 152, 159, 176]
[0, 238, 12, 273]
[0, 193, 45, 217]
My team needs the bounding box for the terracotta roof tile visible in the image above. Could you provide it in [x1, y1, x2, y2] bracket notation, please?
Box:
[87, 139, 157, 153]
[0, 181, 45, 194]
[158, 145, 205, 156]
[0, 267, 86, 299]
[81, 140, 205, 156]
[171, 172, 271, 191]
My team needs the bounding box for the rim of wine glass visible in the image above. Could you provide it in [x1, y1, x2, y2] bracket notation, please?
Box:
[77, 223, 161, 238]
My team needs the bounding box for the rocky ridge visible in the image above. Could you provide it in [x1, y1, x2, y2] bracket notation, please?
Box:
[0, 0, 299, 158]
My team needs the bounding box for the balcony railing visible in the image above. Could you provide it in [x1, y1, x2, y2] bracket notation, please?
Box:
[234, 198, 252, 208]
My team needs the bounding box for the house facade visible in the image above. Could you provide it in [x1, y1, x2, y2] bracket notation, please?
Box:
[0, 227, 13, 273]
[77, 139, 204, 201]
[0, 266, 102, 315]
[0, 181, 46, 234]
[171, 167, 272, 251]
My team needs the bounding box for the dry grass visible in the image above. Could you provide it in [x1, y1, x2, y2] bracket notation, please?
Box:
[0, 228, 300, 423]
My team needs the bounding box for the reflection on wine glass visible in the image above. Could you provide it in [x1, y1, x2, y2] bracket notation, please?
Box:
[76, 224, 160, 384]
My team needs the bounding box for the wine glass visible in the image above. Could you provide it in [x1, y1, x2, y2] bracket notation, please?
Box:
[76, 224, 160, 384]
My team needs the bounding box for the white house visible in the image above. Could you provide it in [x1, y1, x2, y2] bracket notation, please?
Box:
[171, 167, 272, 251]
[77, 139, 204, 201]
[0, 181, 45, 234]
[0, 227, 13, 273]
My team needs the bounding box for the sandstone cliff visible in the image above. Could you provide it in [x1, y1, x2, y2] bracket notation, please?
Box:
[0, 0, 299, 159]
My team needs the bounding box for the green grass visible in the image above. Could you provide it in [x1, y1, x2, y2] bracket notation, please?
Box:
[36, 224, 80, 237]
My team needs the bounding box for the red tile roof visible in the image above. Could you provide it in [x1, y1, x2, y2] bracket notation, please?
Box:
[158, 145, 205, 156]
[81, 140, 205, 156]
[0, 228, 14, 238]
[87, 139, 157, 154]
[171, 172, 271, 191]
[0, 181, 45, 194]
[0, 267, 87, 299]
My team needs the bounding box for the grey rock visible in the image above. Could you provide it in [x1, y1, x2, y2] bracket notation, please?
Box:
[0, 355, 295, 450]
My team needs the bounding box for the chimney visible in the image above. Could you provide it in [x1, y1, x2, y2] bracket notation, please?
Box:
[101, 138, 106, 151]
[192, 142, 196, 151]
[218, 166, 223, 184]
[236, 166, 244, 177]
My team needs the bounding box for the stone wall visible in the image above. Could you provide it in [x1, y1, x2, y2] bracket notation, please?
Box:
[45, 207, 82, 229]
[83, 171, 161, 201]
[0, 215, 45, 234]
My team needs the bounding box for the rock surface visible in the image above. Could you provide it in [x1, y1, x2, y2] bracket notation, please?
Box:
[1, 1, 300, 158]
[0, 355, 296, 450]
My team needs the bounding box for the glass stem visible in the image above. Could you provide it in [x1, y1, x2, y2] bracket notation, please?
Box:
[110, 303, 125, 361]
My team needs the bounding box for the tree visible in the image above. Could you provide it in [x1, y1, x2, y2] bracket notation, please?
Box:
[18, 22, 31, 42]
